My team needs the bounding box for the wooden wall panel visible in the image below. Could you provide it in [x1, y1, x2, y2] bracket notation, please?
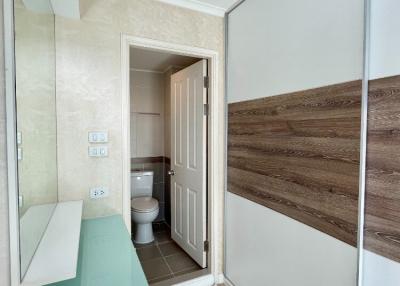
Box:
[228, 81, 362, 246]
[365, 75, 400, 262]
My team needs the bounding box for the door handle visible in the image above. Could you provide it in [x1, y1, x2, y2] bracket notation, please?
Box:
[168, 170, 175, 176]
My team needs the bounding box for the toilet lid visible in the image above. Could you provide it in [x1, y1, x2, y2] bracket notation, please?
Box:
[131, 197, 158, 213]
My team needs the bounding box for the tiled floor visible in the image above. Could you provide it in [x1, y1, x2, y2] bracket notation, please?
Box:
[133, 222, 202, 284]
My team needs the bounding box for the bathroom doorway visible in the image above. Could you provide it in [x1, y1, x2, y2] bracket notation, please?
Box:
[122, 37, 217, 285]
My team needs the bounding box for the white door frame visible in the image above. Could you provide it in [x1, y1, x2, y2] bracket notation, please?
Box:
[121, 35, 223, 283]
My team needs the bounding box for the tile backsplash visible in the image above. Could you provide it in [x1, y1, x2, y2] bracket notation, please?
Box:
[131, 156, 170, 223]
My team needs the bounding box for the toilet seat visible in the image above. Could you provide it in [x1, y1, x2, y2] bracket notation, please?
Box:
[131, 197, 158, 213]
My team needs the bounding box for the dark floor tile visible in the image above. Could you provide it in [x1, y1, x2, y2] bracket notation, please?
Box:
[155, 231, 172, 244]
[165, 252, 199, 273]
[153, 222, 170, 233]
[141, 257, 171, 280]
[173, 266, 199, 278]
[136, 245, 162, 262]
[148, 274, 173, 284]
[159, 241, 182, 257]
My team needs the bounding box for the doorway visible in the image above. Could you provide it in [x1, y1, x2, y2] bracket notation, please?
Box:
[121, 36, 219, 285]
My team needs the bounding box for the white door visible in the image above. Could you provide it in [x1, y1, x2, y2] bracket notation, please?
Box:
[170, 59, 207, 268]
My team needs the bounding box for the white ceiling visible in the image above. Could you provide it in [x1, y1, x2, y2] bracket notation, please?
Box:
[156, 0, 241, 16]
[130, 47, 200, 73]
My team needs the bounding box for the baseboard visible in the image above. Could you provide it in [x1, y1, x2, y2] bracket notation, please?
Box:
[173, 274, 214, 286]
[223, 276, 235, 286]
[215, 273, 225, 284]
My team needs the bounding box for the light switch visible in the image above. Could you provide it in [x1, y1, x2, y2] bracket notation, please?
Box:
[17, 132, 22, 145]
[17, 148, 23, 161]
[18, 195, 23, 208]
[88, 146, 108, 157]
[88, 131, 108, 143]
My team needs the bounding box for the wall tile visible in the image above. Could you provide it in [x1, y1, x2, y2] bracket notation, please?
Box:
[156, 202, 165, 222]
[131, 163, 144, 171]
[164, 161, 171, 226]
[153, 182, 165, 203]
[144, 162, 164, 184]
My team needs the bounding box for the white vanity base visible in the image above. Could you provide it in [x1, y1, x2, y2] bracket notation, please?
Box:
[22, 201, 83, 286]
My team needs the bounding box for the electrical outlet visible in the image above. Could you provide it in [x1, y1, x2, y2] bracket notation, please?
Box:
[90, 187, 109, 199]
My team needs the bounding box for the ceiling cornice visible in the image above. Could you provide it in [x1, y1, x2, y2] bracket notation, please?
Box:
[156, 0, 226, 17]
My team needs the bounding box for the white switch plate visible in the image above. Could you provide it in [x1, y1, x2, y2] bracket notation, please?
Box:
[88, 146, 108, 157]
[17, 132, 22, 145]
[90, 187, 109, 199]
[88, 131, 108, 143]
[17, 148, 23, 161]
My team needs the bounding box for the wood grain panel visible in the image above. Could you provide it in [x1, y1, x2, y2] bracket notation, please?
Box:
[228, 80, 362, 246]
[365, 75, 400, 262]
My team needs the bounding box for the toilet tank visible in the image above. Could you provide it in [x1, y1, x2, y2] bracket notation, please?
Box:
[131, 171, 154, 198]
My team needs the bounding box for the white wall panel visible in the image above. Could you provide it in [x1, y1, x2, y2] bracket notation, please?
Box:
[226, 193, 358, 286]
[225, 0, 364, 285]
[363, 1, 400, 284]
[369, 0, 400, 80]
[227, 0, 364, 103]
[363, 250, 400, 286]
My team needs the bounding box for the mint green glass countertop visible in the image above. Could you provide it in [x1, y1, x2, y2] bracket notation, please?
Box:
[48, 215, 148, 286]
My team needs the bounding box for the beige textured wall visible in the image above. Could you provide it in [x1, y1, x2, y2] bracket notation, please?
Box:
[56, 0, 224, 215]
[0, 3, 11, 286]
[130, 70, 165, 158]
[1, 0, 225, 281]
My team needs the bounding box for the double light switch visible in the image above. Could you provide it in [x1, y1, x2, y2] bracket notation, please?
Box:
[88, 131, 108, 157]
[88, 131, 108, 143]
[88, 146, 108, 157]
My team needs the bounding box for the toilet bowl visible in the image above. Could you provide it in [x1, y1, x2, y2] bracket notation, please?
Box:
[131, 196, 159, 243]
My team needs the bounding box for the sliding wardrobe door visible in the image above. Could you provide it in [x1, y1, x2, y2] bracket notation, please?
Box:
[225, 0, 364, 285]
[362, 0, 400, 285]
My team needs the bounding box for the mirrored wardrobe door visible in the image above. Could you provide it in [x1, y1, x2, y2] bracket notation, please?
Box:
[225, 0, 365, 285]
[14, 0, 58, 279]
[362, 0, 400, 285]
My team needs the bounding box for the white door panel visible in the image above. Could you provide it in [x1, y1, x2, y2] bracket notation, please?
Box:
[170, 59, 207, 268]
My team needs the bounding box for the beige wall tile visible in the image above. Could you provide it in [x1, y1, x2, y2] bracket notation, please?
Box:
[130, 70, 165, 158]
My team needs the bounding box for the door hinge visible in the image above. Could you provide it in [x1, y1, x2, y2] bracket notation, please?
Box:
[203, 76, 209, 88]
[204, 240, 210, 252]
[203, 103, 209, 116]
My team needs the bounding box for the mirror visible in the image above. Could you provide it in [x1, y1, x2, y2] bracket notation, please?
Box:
[14, 0, 58, 278]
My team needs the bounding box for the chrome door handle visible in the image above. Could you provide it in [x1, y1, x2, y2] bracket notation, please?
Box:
[168, 170, 175, 176]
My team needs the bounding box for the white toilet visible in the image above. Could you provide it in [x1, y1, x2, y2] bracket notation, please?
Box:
[131, 171, 159, 244]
